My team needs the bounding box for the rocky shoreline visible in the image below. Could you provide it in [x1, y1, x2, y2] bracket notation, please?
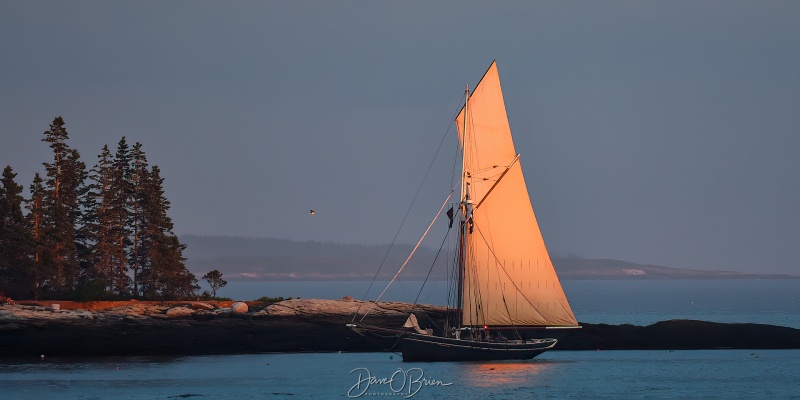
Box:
[2, 299, 799, 359]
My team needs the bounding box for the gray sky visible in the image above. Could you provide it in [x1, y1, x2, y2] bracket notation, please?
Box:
[2, 1, 799, 274]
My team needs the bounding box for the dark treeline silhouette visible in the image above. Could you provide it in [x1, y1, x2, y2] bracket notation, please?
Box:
[0, 117, 198, 300]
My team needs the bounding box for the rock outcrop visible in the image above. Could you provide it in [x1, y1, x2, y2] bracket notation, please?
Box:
[256, 298, 440, 318]
[2, 299, 799, 358]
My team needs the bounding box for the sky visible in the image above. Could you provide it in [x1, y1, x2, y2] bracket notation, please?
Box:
[1, 1, 799, 274]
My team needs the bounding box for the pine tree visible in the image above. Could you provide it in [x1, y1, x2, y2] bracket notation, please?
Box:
[128, 142, 148, 297]
[25, 173, 50, 299]
[139, 166, 197, 299]
[79, 145, 115, 297]
[107, 137, 132, 296]
[41, 117, 86, 294]
[13, 117, 197, 301]
[68, 148, 89, 294]
[0, 166, 34, 298]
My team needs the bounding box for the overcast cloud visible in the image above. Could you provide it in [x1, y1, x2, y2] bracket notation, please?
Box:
[1, 1, 799, 274]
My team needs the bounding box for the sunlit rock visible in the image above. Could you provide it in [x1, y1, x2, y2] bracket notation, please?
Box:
[254, 298, 431, 317]
[165, 306, 194, 318]
[190, 302, 215, 310]
[231, 302, 248, 314]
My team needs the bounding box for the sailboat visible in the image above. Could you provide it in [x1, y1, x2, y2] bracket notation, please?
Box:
[349, 61, 580, 362]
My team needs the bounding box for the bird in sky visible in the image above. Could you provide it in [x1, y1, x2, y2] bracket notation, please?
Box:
[310, 210, 315, 215]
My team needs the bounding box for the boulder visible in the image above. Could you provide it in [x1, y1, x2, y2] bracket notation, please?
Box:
[165, 306, 194, 319]
[231, 302, 248, 314]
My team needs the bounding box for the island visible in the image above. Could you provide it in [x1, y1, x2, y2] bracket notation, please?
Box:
[2, 298, 799, 358]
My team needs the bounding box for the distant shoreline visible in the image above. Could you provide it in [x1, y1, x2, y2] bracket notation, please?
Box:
[181, 235, 799, 280]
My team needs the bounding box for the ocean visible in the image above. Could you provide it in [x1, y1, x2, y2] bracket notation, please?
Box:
[220, 279, 800, 328]
[1, 280, 799, 399]
[1, 351, 798, 399]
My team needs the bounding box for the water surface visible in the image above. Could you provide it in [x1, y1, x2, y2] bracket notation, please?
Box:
[221, 279, 800, 327]
[1, 351, 798, 399]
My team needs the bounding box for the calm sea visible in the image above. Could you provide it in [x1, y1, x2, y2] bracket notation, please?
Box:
[1, 280, 798, 399]
[220, 279, 800, 328]
[1, 351, 798, 399]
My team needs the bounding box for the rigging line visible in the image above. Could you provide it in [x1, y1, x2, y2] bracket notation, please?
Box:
[467, 249, 480, 327]
[357, 327, 404, 356]
[473, 221, 548, 322]
[474, 246, 488, 328]
[474, 154, 520, 211]
[471, 158, 516, 174]
[413, 223, 451, 306]
[449, 140, 459, 192]
[478, 209, 518, 328]
[359, 190, 454, 322]
[450, 95, 465, 192]
[446, 230, 459, 331]
[471, 172, 503, 182]
[462, 234, 486, 329]
[352, 117, 457, 322]
[495, 260, 519, 328]
[412, 225, 452, 333]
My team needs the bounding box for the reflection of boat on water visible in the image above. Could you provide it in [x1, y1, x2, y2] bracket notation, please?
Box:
[349, 61, 580, 362]
[465, 362, 553, 387]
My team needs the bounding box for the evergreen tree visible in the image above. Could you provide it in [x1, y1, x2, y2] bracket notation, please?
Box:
[25, 173, 50, 299]
[139, 166, 197, 299]
[128, 142, 148, 297]
[69, 148, 90, 295]
[41, 117, 86, 294]
[8, 117, 196, 301]
[107, 137, 132, 296]
[0, 166, 34, 298]
[79, 145, 115, 296]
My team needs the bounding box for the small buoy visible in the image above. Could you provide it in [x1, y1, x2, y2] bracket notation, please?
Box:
[40, 355, 45, 361]
[389, 355, 393, 359]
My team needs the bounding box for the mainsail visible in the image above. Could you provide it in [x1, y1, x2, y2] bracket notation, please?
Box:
[455, 61, 578, 327]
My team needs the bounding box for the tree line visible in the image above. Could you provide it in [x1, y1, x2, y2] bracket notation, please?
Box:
[0, 117, 198, 300]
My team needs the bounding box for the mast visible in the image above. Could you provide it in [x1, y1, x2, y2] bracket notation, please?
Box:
[460, 84, 468, 202]
[455, 84, 469, 330]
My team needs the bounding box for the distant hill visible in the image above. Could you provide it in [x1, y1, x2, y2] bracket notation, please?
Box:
[553, 258, 797, 280]
[181, 235, 797, 281]
[181, 235, 441, 281]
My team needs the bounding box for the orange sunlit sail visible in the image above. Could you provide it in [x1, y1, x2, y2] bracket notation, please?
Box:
[455, 61, 578, 327]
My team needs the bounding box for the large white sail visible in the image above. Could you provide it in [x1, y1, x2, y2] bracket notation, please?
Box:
[455, 61, 578, 327]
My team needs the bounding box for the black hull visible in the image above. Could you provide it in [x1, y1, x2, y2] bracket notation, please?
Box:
[401, 334, 557, 362]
